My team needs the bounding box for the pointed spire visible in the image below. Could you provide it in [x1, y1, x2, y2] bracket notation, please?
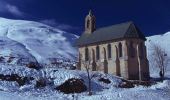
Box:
[88, 9, 93, 16]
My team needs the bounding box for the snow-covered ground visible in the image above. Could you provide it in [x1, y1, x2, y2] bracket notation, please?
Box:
[0, 83, 169, 100]
[0, 68, 169, 100]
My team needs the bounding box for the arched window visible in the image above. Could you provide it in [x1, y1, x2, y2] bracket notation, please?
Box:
[87, 20, 90, 28]
[79, 52, 81, 61]
[92, 20, 95, 29]
[107, 44, 112, 58]
[119, 43, 122, 57]
[85, 48, 89, 61]
[96, 46, 100, 60]
[103, 48, 107, 60]
[139, 43, 144, 58]
[129, 41, 135, 58]
[92, 49, 95, 61]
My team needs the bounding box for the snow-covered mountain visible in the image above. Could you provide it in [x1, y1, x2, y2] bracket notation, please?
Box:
[146, 32, 170, 55]
[146, 32, 170, 76]
[0, 18, 78, 65]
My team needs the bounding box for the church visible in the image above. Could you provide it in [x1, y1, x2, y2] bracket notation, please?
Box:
[76, 10, 150, 81]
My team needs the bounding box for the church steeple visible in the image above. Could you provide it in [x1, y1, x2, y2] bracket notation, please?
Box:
[85, 10, 96, 34]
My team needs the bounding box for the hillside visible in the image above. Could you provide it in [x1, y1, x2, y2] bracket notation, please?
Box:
[146, 32, 170, 77]
[0, 18, 78, 65]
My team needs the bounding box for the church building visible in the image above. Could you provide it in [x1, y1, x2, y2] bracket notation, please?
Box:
[76, 10, 150, 81]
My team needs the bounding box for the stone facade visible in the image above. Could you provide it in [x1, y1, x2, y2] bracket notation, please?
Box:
[77, 11, 150, 81]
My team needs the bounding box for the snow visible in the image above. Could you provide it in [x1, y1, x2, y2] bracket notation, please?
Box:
[0, 64, 40, 78]
[0, 17, 170, 100]
[146, 32, 170, 77]
[0, 81, 19, 91]
[0, 64, 169, 100]
[52, 70, 81, 86]
[0, 91, 26, 100]
[0, 17, 78, 64]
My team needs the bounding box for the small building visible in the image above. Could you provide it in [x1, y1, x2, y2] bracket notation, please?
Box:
[76, 10, 150, 81]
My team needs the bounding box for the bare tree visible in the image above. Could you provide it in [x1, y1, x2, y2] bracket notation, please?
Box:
[81, 52, 96, 96]
[81, 48, 98, 95]
[151, 43, 170, 81]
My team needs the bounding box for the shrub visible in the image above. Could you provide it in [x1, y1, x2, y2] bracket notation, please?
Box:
[7, 57, 15, 63]
[118, 81, 134, 88]
[98, 78, 111, 84]
[55, 78, 87, 94]
[0, 74, 29, 86]
[0, 56, 5, 62]
[35, 79, 46, 88]
[26, 62, 40, 69]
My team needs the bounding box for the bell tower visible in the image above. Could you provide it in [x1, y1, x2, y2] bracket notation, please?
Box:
[85, 10, 96, 34]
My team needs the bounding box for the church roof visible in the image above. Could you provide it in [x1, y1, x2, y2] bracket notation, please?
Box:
[76, 21, 146, 46]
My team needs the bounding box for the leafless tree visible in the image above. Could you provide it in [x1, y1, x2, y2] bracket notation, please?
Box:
[81, 52, 96, 96]
[151, 43, 170, 81]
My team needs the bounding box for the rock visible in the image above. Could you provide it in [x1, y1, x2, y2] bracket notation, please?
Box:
[0, 74, 29, 86]
[118, 81, 134, 88]
[0, 56, 5, 62]
[26, 62, 40, 69]
[98, 78, 111, 84]
[55, 78, 87, 94]
[35, 79, 46, 88]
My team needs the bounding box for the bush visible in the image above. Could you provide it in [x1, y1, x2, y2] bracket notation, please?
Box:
[0, 56, 5, 62]
[98, 78, 111, 84]
[7, 57, 15, 63]
[118, 81, 134, 88]
[26, 62, 40, 69]
[118, 80, 152, 88]
[35, 79, 46, 88]
[0, 74, 29, 86]
[55, 78, 87, 94]
[70, 65, 76, 70]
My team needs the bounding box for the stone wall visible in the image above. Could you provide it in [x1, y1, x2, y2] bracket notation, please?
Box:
[77, 38, 150, 81]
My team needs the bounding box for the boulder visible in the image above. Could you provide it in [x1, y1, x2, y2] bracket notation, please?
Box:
[26, 62, 40, 69]
[35, 79, 46, 88]
[98, 78, 111, 84]
[55, 78, 87, 94]
[0, 74, 29, 86]
[118, 81, 134, 88]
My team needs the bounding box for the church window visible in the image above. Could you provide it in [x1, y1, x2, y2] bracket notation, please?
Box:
[107, 44, 112, 58]
[87, 20, 90, 28]
[119, 43, 122, 57]
[103, 48, 107, 59]
[96, 46, 100, 60]
[85, 48, 89, 61]
[129, 41, 135, 58]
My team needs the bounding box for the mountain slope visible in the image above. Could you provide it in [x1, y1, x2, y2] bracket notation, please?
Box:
[146, 32, 170, 77]
[0, 18, 78, 64]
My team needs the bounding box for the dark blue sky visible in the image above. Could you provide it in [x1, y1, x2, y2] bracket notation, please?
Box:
[0, 0, 170, 36]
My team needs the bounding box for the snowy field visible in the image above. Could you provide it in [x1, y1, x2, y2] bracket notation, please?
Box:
[0, 61, 169, 100]
[0, 83, 169, 100]
[0, 68, 169, 100]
